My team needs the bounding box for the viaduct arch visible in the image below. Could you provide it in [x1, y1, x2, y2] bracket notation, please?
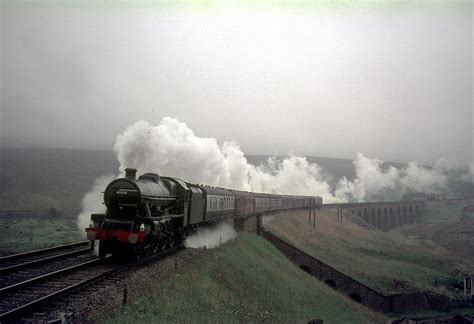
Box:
[344, 201, 424, 231]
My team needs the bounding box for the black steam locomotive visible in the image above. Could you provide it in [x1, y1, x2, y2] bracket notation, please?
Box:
[86, 168, 322, 258]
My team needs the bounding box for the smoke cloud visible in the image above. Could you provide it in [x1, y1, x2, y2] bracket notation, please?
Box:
[262, 215, 275, 225]
[76, 174, 116, 237]
[335, 154, 447, 202]
[77, 117, 466, 233]
[114, 117, 450, 203]
[466, 163, 474, 183]
[185, 221, 237, 249]
[434, 157, 464, 174]
[432, 157, 473, 184]
[114, 118, 339, 202]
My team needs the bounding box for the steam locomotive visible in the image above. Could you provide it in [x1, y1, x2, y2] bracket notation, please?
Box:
[85, 168, 323, 258]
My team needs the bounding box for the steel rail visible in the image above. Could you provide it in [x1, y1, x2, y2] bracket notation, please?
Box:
[0, 258, 102, 295]
[0, 241, 89, 264]
[0, 248, 92, 275]
[0, 244, 184, 322]
[0, 270, 108, 321]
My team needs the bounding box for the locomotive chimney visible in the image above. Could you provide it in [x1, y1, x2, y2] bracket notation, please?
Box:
[124, 168, 137, 180]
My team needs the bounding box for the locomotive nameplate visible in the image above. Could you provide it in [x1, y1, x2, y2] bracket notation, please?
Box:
[116, 189, 138, 195]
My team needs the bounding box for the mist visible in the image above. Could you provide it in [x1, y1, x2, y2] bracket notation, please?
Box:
[2, 3, 472, 165]
[77, 174, 116, 235]
[185, 221, 237, 249]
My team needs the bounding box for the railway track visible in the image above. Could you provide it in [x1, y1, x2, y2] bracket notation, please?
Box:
[0, 241, 90, 273]
[0, 244, 184, 323]
[0, 241, 94, 289]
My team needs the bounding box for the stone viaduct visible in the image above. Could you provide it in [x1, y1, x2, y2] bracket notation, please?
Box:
[261, 229, 455, 313]
[234, 201, 425, 232]
[324, 201, 425, 231]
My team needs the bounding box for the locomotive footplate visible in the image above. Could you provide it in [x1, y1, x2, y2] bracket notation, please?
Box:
[86, 227, 148, 244]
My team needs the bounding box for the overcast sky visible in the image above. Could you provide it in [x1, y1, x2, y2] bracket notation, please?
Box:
[1, 2, 472, 165]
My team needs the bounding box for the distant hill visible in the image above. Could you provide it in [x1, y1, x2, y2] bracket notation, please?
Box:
[0, 149, 118, 211]
[0, 148, 358, 211]
[0, 148, 471, 211]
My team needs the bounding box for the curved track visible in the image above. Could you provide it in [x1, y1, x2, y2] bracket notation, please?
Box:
[0, 241, 90, 271]
[0, 243, 184, 322]
[0, 241, 94, 289]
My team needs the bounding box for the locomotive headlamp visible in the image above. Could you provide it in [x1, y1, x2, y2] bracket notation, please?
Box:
[128, 233, 139, 244]
[139, 223, 145, 232]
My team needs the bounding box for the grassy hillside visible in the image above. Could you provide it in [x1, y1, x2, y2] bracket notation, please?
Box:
[0, 148, 118, 210]
[432, 218, 474, 263]
[396, 199, 474, 267]
[265, 208, 468, 297]
[401, 200, 473, 239]
[106, 233, 385, 323]
[0, 210, 84, 255]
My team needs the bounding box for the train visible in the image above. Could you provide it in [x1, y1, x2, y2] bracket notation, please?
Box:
[85, 168, 323, 258]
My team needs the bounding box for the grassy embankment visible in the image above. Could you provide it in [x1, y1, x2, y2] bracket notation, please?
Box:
[264, 207, 469, 297]
[393, 199, 474, 240]
[0, 211, 84, 254]
[393, 199, 474, 267]
[106, 233, 385, 323]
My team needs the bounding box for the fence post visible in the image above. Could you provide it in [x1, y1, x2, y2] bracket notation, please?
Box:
[123, 286, 128, 305]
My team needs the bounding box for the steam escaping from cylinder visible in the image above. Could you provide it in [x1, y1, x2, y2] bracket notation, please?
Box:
[262, 215, 275, 225]
[185, 221, 237, 249]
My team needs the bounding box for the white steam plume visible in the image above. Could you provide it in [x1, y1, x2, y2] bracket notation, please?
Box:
[76, 174, 116, 236]
[113, 118, 449, 203]
[463, 163, 474, 183]
[434, 157, 464, 173]
[248, 156, 335, 199]
[77, 117, 459, 233]
[335, 154, 447, 202]
[185, 221, 237, 249]
[262, 215, 275, 225]
[113, 118, 338, 202]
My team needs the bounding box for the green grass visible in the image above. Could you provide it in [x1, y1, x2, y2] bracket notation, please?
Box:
[0, 211, 84, 254]
[394, 200, 474, 268]
[420, 200, 474, 225]
[265, 209, 467, 297]
[387, 307, 474, 319]
[105, 233, 385, 323]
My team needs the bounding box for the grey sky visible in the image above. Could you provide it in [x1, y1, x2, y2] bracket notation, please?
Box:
[1, 2, 472, 165]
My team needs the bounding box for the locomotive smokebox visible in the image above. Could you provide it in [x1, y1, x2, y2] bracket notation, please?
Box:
[124, 168, 138, 180]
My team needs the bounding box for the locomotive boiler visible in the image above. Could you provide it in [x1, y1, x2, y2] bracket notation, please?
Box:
[86, 168, 322, 258]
